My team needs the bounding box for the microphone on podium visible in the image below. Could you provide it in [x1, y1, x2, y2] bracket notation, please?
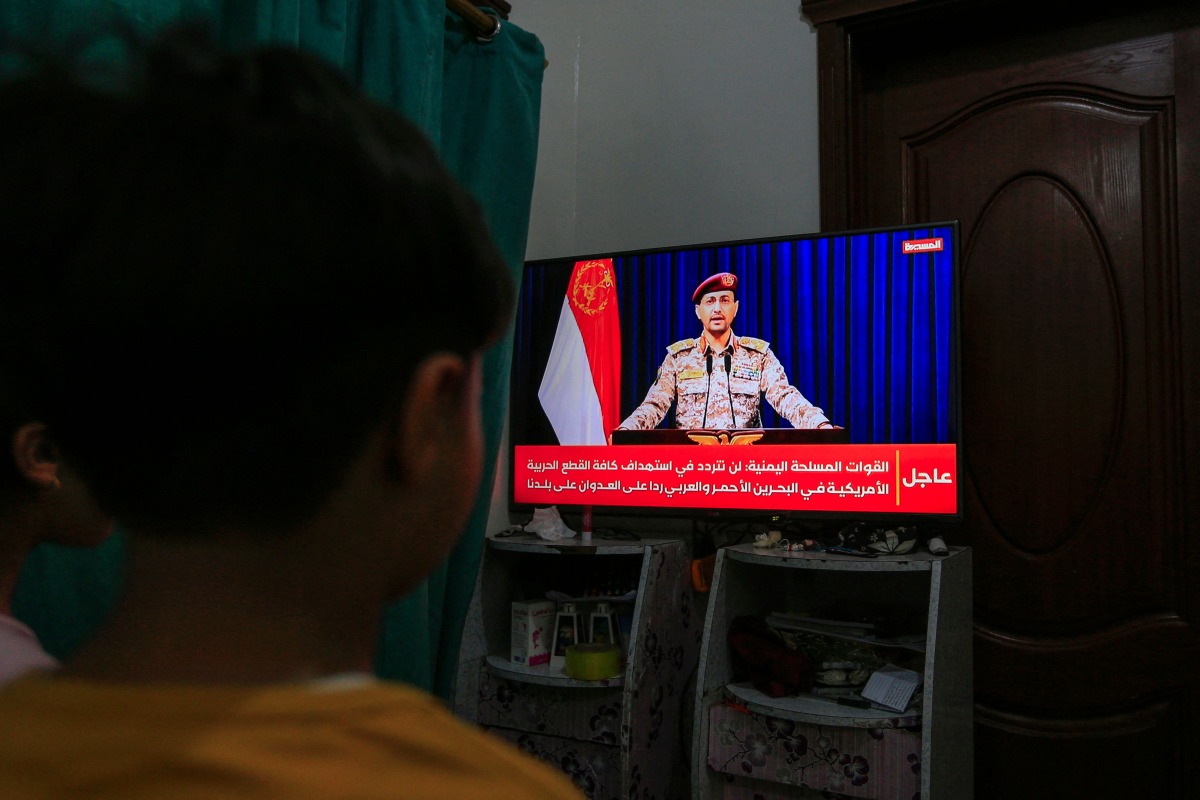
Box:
[701, 351, 714, 428]
[723, 351, 736, 427]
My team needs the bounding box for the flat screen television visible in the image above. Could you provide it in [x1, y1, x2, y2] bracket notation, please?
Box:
[510, 222, 960, 522]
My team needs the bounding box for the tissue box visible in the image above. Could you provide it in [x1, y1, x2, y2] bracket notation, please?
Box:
[511, 599, 555, 666]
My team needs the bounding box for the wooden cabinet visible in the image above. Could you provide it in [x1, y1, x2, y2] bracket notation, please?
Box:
[692, 544, 972, 799]
[455, 533, 699, 800]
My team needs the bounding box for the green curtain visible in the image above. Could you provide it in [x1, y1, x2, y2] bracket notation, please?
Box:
[8, 0, 543, 701]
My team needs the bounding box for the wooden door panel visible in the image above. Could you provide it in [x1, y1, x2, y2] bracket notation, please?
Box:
[961, 178, 1123, 557]
[905, 84, 1173, 632]
[875, 30, 1192, 800]
[802, 1, 1200, 794]
[872, 31, 1190, 765]
[975, 704, 1180, 799]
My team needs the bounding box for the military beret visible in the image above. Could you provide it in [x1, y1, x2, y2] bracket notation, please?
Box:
[692, 272, 738, 303]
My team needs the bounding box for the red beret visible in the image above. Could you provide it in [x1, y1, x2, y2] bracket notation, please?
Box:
[692, 272, 738, 303]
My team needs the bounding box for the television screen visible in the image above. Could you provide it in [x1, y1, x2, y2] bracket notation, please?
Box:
[510, 223, 960, 520]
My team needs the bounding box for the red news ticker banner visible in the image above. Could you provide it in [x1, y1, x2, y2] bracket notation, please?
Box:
[515, 443, 957, 514]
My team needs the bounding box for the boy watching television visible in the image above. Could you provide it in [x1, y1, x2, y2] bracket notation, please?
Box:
[0, 24, 581, 799]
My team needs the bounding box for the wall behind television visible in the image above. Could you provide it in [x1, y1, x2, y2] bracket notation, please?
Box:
[489, 1, 822, 528]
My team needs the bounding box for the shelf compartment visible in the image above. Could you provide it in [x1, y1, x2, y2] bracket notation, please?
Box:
[486, 728, 621, 800]
[485, 654, 625, 689]
[725, 682, 921, 729]
[476, 661, 625, 743]
[708, 701, 921, 800]
[725, 543, 949, 572]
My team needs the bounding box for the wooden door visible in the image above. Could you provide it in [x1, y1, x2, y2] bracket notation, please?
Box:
[802, 1, 1200, 796]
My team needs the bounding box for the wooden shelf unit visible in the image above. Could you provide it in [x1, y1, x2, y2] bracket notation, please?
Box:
[693, 544, 973, 800]
[456, 533, 699, 800]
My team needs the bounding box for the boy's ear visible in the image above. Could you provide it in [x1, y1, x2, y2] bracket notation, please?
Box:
[11, 422, 60, 489]
[390, 353, 473, 480]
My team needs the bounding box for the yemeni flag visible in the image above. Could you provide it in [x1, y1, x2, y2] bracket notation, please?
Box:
[537, 259, 621, 445]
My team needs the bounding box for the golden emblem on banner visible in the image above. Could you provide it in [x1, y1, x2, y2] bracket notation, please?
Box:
[570, 259, 614, 316]
[686, 430, 764, 446]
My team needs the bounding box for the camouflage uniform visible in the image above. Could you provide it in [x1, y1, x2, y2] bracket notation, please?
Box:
[619, 332, 829, 430]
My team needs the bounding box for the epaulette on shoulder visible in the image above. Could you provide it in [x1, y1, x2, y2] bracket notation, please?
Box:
[666, 338, 697, 355]
[739, 336, 769, 352]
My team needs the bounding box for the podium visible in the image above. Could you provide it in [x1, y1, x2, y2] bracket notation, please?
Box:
[610, 427, 849, 445]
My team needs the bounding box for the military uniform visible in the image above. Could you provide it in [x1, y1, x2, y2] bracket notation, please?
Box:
[619, 332, 829, 430]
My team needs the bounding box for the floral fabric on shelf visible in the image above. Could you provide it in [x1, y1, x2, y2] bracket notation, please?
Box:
[708, 703, 921, 800]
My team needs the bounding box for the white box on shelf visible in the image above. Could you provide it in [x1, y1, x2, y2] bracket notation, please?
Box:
[861, 663, 922, 712]
[511, 599, 555, 666]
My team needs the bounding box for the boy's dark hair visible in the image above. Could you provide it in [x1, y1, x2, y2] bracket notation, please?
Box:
[0, 25, 512, 534]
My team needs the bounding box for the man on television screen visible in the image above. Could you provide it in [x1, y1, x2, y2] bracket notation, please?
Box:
[617, 273, 835, 431]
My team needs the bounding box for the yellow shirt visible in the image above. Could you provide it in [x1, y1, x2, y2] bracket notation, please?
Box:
[0, 675, 583, 800]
